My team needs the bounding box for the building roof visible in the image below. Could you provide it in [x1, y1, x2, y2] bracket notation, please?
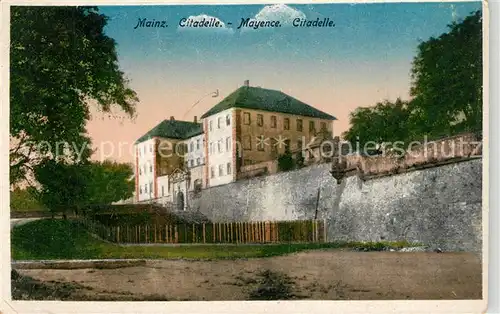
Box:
[201, 86, 337, 120]
[135, 119, 203, 144]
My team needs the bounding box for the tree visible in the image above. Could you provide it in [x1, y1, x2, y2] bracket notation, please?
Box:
[342, 98, 412, 149]
[33, 160, 89, 218]
[343, 11, 482, 149]
[409, 10, 482, 136]
[33, 160, 134, 218]
[10, 187, 45, 212]
[85, 160, 135, 206]
[10, 6, 138, 185]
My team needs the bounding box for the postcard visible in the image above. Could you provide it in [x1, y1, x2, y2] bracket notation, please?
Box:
[1, 1, 489, 313]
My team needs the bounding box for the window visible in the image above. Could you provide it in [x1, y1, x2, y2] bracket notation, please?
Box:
[211, 167, 215, 178]
[297, 140, 303, 151]
[296, 119, 303, 132]
[139, 167, 142, 175]
[209, 142, 213, 154]
[196, 139, 200, 150]
[219, 164, 224, 176]
[226, 137, 231, 152]
[217, 140, 222, 153]
[217, 117, 222, 129]
[140, 186, 143, 194]
[257, 135, 265, 151]
[149, 164, 153, 173]
[270, 116, 277, 128]
[161, 186, 164, 196]
[270, 138, 278, 153]
[190, 142, 194, 152]
[190, 160, 194, 167]
[145, 184, 148, 194]
[243, 112, 251, 125]
[320, 122, 327, 131]
[309, 121, 315, 133]
[257, 114, 263, 127]
[243, 135, 252, 150]
[197, 157, 201, 165]
[143, 146, 146, 154]
[226, 114, 231, 126]
[149, 182, 153, 194]
[209, 120, 213, 131]
[227, 162, 232, 174]
[284, 118, 290, 130]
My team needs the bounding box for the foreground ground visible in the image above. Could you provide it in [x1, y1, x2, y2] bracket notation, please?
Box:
[13, 250, 481, 301]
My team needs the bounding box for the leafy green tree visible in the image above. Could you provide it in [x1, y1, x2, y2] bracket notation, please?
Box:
[85, 160, 135, 206]
[343, 11, 482, 149]
[33, 159, 134, 218]
[34, 160, 89, 218]
[10, 187, 45, 212]
[342, 98, 412, 149]
[10, 6, 138, 185]
[409, 10, 482, 136]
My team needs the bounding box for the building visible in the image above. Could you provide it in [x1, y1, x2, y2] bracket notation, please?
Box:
[200, 80, 337, 187]
[134, 80, 337, 208]
[134, 116, 204, 208]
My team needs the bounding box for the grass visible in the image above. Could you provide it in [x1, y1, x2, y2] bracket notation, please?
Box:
[11, 219, 421, 261]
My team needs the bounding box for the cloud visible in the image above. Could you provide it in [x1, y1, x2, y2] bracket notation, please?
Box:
[255, 4, 306, 23]
[240, 4, 306, 32]
[177, 14, 234, 34]
[450, 4, 459, 22]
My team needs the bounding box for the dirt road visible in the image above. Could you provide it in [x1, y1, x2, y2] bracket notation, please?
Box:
[14, 250, 482, 301]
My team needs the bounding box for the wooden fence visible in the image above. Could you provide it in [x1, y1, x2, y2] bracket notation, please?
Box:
[79, 218, 327, 244]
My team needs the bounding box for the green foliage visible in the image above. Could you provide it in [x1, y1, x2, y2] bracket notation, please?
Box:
[342, 98, 412, 148]
[343, 11, 482, 148]
[410, 10, 482, 135]
[10, 187, 45, 212]
[33, 160, 134, 215]
[277, 151, 295, 172]
[85, 160, 135, 206]
[34, 161, 89, 216]
[10, 6, 138, 184]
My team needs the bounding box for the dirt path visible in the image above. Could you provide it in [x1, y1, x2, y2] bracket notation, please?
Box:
[15, 250, 482, 301]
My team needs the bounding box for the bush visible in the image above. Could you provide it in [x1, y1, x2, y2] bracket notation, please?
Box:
[277, 152, 294, 172]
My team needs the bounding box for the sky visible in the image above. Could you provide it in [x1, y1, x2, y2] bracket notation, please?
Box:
[86, 2, 482, 164]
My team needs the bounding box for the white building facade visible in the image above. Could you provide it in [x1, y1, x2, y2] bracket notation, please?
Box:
[203, 108, 235, 187]
[135, 138, 156, 202]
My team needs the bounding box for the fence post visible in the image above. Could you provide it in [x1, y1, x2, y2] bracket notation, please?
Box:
[230, 223, 233, 243]
[218, 223, 222, 243]
[175, 225, 178, 243]
[323, 219, 327, 243]
[201, 223, 204, 243]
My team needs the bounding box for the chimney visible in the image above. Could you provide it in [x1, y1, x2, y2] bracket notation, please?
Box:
[194, 116, 198, 123]
[170, 116, 175, 121]
[244, 80, 249, 87]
